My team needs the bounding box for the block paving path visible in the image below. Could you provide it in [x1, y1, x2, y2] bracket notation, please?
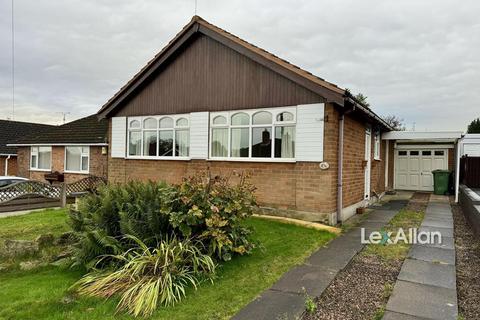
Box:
[232, 200, 407, 320]
[383, 195, 458, 320]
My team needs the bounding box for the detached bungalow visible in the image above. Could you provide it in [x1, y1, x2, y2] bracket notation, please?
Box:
[0, 120, 53, 176]
[9, 115, 109, 184]
[96, 16, 396, 224]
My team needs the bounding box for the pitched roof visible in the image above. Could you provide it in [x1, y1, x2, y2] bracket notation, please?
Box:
[9, 115, 108, 146]
[96, 16, 392, 130]
[0, 120, 53, 155]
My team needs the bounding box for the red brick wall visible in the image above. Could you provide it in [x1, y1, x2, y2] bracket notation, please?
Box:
[0, 156, 18, 176]
[16, 146, 108, 183]
[448, 148, 455, 171]
[387, 141, 395, 189]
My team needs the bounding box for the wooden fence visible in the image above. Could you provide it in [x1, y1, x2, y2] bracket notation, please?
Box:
[0, 176, 106, 212]
[460, 156, 480, 188]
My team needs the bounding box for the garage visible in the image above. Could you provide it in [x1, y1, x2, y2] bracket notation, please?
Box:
[394, 148, 448, 191]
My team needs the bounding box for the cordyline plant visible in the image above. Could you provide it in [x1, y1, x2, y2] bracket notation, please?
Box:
[72, 235, 216, 317]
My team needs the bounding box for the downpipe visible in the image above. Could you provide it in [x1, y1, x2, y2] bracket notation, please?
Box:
[4, 155, 11, 176]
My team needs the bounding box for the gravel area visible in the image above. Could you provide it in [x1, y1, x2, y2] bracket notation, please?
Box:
[304, 193, 429, 320]
[451, 199, 480, 319]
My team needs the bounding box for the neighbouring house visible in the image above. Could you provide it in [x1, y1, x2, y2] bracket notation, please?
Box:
[95, 16, 466, 224]
[8, 115, 109, 184]
[0, 119, 53, 176]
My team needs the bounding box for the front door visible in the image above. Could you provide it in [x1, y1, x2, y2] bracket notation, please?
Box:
[364, 127, 372, 199]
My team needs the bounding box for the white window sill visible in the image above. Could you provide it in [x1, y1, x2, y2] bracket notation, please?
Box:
[30, 168, 51, 172]
[374, 157, 381, 161]
[126, 156, 191, 161]
[208, 157, 296, 163]
[64, 170, 90, 174]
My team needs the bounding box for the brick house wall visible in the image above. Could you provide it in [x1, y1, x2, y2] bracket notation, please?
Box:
[107, 103, 386, 223]
[16, 146, 108, 183]
[0, 156, 18, 176]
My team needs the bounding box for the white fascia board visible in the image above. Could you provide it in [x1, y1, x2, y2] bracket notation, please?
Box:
[382, 131, 463, 141]
[7, 143, 108, 147]
[0, 153, 17, 156]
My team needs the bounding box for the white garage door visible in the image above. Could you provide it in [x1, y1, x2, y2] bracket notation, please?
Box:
[395, 149, 448, 191]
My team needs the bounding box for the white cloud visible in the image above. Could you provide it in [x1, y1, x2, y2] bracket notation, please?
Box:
[0, 0, 479, 130]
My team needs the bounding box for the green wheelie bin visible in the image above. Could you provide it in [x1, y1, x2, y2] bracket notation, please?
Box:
[432, 169, 450, 195]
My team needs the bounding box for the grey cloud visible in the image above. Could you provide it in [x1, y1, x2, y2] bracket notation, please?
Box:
[0, 0, 479, 130]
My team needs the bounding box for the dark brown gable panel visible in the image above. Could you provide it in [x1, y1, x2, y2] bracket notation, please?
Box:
[113, 34, 324, 117]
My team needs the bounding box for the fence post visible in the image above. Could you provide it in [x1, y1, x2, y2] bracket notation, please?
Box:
[60, 183, 67, 208]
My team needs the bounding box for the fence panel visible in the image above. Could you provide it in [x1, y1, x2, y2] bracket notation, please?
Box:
[461, 156, 480, 188]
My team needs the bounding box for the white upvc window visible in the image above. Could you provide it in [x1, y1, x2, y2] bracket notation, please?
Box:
[374, 129, 381, 160]
[65, 146, 90, 173]
[30, 146, 52, 171]
[127, 115, 190, 159]
[210, 107, 296, 161]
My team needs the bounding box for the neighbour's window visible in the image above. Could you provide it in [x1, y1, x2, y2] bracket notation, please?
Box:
[210, 108, 296, 159]
[435, 150, 445, 156]
[373, 130, 381, 160]
[422, 151, 432, 156]
[398, 151, 407, 156]
[30, 146, 52, 170]
[127, 115, 189, 158]
[410, 151, 419, 156]
[65, 146, 89, 173]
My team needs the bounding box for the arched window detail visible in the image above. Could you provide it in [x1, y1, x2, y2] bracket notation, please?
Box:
[213, 115, 227, 125]
[231, 112, 249, 126]
[176, 118, 188, 127]
[129, 120, 140, 129]
[143, 118, 157, 129]
[159, 117, 173, 128]
[276, 112, 294, 122]
[252, 111, 272, 125]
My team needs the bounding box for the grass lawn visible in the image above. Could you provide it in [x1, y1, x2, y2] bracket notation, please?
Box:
[0, 209, 335, 320]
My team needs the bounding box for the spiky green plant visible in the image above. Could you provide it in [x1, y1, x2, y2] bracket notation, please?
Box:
[72, 236, 216, 317]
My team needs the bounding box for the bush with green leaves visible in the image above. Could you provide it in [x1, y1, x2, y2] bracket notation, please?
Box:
[72, 236, 216, 317]
[69, 172, 257, 268]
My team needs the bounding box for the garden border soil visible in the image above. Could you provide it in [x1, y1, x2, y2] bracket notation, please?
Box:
[451, 198, 480, 319]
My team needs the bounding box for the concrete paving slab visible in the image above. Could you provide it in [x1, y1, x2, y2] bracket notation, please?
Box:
[418, 226, 453, 238]
[306, 246, 358, 271]
[386, 280, 457, 319]
[421, 219, 453, 228]
[408, 245, 455, 265]
[382, 311, 430, 320]
[398, 259, 456, 289]
[271, 264, 337, 296]
[232, 289, 304, 320]
[420, 236, 454, 250]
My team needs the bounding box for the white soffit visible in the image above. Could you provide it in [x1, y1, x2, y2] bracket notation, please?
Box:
[382, 131, 463, 141]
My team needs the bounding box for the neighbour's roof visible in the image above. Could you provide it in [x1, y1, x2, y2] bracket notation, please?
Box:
[0, 120, 53, 155]
[96, 16, 391, 130]
[8, 115, 108, 146]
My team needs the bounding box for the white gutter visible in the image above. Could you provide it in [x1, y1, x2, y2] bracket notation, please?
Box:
[7, 143, 108, 147]
[455, 138, 462, 203]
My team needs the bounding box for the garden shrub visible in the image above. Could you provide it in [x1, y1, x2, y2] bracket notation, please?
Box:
[69, 172, 257, 268]
[73, 236, 216, 317]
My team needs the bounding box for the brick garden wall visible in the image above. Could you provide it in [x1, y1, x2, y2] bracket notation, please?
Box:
[16, 146, 108, 183]
[0, 156, 18, 176]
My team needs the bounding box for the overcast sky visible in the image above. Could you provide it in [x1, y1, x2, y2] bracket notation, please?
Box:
[0, 0, 479, 130]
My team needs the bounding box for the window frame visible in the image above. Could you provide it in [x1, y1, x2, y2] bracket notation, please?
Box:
[30, 146, 52, 171]
[209, 107, 297, 162]
[64, 146, 90, 174]
[373, 129, 381, 160]
[126, 114, 190, 160]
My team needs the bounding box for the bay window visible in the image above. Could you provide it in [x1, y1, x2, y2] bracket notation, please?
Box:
[210, 107, 296, 160]
[65, 146, 89, 173]
[30, 146, 52, 170]
[127, 115, 189, 158]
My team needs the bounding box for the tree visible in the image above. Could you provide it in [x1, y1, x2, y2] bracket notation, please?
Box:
[354, 93, 370, 107]
[467, 118, 480, 133]
[383, 115, 406, 131]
